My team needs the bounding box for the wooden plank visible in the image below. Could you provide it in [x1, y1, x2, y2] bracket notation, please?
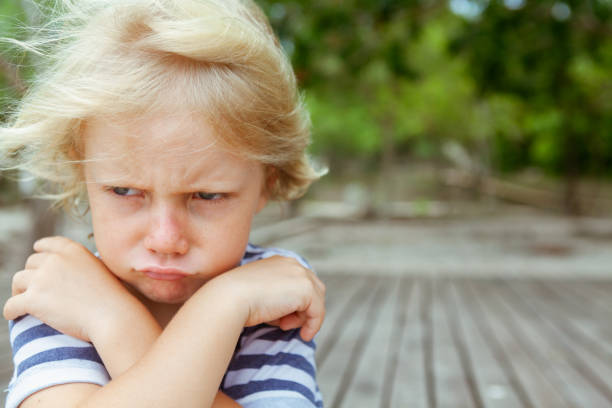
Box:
[421, 278, 435, 408]
[316, 276, 372, 369]
[439, 281, 486, 408]
[316, 279, 381, 406]
[340, 277, 398, 408]
[0, 276, 9, 341]
[1, 359, 13, 407]
[5, 272, 612, 408]
[489, 280, 612, 408]
[0, 363, 12, 382]
[317, 274, 354, 324]
[463, 280, 572, 408]
[572, 280, 612, 299]
[3, 268, 17, 407]
[314, 274, 367, 405]
[557, 281, 612, 317]
[0, 346, 11, 365]
[548, 281, 612, 349]
[331, 282, 388, 408]
[445, 281, 525, 408]
[432, 279, 475, 408]
[506, 281, 612, 402]
[0, 333, 12, 389]
[456, 280, 536, 408]
[0, 322, 8, 337]
[532, 281, 612, 361]
[535, 281, 606, 320]
[385, 278, 427, 408]
[318, 274, 354, 313]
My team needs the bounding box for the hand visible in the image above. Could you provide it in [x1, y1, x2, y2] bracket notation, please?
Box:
[210, 256, 326, 341]
[3, 236, 134, 342]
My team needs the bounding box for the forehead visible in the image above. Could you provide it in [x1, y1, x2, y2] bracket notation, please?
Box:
[83, 111, 215, 154]
[81, 111, 261, 186]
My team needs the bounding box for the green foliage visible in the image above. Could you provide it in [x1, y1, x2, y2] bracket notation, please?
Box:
[453, 0, 612, 176]
[0, 1, 28, 100]
[0, 1, 24, 34]
[0, 0, 611, 185]
[306, 90, 381, 158]
[527, 111, 563, 171]
[258, 0, 612, 180]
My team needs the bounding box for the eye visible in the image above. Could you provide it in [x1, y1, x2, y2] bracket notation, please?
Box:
[110, 187, 140, 196]
[194, 192, 224, 201]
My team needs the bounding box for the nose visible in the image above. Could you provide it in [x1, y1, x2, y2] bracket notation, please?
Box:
[144, 205, 189, 256]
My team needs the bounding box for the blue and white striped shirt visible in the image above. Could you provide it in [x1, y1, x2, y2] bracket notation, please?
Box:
[6, 244, 323, 408]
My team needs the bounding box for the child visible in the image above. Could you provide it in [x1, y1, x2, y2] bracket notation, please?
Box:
[0, 1, 326, 407]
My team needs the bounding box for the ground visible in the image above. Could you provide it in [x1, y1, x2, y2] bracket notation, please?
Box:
[2, 201, 612, 406]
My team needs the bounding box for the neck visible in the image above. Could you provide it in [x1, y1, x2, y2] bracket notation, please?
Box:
[123, 282, 183, 328]
[142, 298, 183, 329]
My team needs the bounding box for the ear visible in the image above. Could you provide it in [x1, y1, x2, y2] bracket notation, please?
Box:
[256, 192, 268, 214]
[255, 166, 277, 214]
[67, 147, 76, 160]
[70, 122, 87, 160]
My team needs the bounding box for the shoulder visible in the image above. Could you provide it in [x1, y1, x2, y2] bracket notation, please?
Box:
[6, 315, 109, 408]
[241, 243, 312, 270]
[222, 324, 323, 408]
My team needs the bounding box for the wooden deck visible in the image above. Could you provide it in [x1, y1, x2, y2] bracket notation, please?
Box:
[2, 212, 612, 407]
[2, 275, 612, 407]
[315, 275, 612, 408]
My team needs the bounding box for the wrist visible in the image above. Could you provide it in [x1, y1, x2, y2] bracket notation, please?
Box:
[89, 294, 161, 377]
[192, 274, 250, 326]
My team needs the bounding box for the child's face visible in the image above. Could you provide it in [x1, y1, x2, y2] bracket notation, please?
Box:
[81, 111, 268, 305]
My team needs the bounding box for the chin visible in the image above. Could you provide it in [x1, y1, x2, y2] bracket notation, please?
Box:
[148, 288, 197, 304]
[138, 281, 200, 305]
[149, 295, 190, 305]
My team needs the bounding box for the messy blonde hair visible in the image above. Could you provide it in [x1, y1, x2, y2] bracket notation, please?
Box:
[0, 0, 323, 212]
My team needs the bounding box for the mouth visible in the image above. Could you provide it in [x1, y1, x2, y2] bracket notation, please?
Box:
[139, 267, 192, 281]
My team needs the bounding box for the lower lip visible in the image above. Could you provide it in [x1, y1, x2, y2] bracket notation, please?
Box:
[144, 271, 187, 281]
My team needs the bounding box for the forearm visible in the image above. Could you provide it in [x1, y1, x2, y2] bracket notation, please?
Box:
[89, 295, 162, 378]
[80, 282, 245, 408]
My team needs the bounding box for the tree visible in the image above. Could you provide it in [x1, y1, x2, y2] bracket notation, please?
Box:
[453, 0, 612, 213]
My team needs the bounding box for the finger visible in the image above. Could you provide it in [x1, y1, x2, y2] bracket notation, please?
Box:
[299, 300, 326, 342]
[25, 252, 47, 269]
[3, 293, 29, 321]
[11, 270, 31, 296]
[34, 236, 80, 254]
[299, 314, 324, 342]
[278, 312, 306, 331]
[313, 276, 326, 296]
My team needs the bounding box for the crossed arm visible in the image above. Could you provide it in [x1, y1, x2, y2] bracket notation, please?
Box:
[3, 237, 326, 408]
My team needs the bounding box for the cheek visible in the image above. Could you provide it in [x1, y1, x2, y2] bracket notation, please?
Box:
[91, 216, 139, 283]
[88, 195, 140, 259]
[91, 215, 126, 263]
[215, 200, 258, 233]
[197, 203, 254, 255]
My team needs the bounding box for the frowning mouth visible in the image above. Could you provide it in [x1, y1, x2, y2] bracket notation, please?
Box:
[138, 267, 192, 281]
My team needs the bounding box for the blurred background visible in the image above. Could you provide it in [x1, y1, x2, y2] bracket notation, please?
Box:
[1, 1, 612, 406]
[3, 0, 611, 273]
[265, 0, 612, 218]
[0, 0, 611, 217]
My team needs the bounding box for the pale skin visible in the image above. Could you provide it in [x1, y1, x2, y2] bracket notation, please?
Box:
[3, 111, 326, 408]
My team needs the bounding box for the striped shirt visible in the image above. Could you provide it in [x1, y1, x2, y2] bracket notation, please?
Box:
[6, 244, 323, 408]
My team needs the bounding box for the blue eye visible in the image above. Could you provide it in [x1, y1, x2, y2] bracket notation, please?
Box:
[195, 192, 223, 200]
[111, 187, 139, 196]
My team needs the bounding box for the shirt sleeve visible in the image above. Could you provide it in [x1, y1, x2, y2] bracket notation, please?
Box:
[241, 243, 312, 270]
[221, 324, 323, 408]
[5, 315, 110, 408]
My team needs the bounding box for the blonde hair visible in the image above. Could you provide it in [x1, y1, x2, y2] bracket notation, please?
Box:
[0, 0, 324, 212]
